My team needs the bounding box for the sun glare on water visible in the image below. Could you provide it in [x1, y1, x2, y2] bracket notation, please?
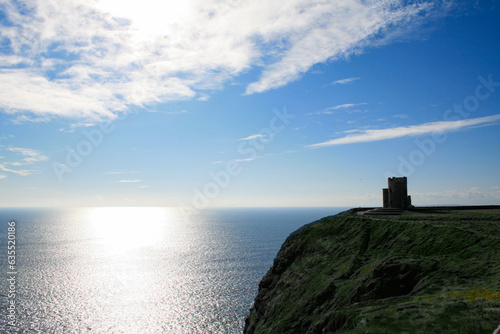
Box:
[88, 207, 171, 252]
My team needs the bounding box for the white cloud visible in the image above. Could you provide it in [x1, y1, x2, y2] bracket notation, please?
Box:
[307, 114, 500, 148]
[328, 103, 367, 111]
[0, 164, 37, 176]
[245, 1, 439, 94]
[0, 55, 32, 67]
[308, 103, 367, 115]
[0, 174, 6, 179]
[164, 110, 188, 115]
[0, 0, 449, 121]
[0, 147, 46, 176]
[393, 114, 409, 119]
[238, 134, 267, 141]
[11, 115, 51, 124]
[197, 94, 210, 101]
[7, 147, 48, 164]
[332, 77, 360, 85]
[118, 179, 141, 183]
[236, 157, 255, 162]
[0, 69, 118, 121]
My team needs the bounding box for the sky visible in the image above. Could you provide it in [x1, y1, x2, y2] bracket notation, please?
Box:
[0, 0, 500, 208]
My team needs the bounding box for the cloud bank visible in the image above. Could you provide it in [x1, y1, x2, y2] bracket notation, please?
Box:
[0, 0, 450, 121]
[307, 114, 500, 148]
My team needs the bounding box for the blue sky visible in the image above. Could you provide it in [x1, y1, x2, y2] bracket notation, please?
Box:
[1, 0, 500, 208]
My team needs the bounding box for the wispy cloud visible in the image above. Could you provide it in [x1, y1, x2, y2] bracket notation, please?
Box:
[11, 115, 51, 124]
[308, 103, 367, 115]
[331, 77, 360, 85]
[393, 114, 409, 119]
[0, 0, 449, 122]
[245, 1, 441, 94]
[197, 94, 210, 101]
[307, 114, 500, 148]
[7, 147, 48, 165]
[165, 110, 188, 115]
[238, 134, 267, 141]
[0, 164, 37, 176]
[235, 157, 256, 162]
[328, 103, 367, 111]
[0, 147, 47, 176]
[118, 179, 141, 183]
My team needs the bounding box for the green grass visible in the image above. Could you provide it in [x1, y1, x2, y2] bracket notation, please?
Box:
[245, 212, 500, 334]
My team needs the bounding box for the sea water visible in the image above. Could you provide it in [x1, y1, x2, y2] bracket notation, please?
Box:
[0, 207, 344, 333]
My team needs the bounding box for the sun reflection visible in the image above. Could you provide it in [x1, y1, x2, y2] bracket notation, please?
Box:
[87, 207, 170, 251]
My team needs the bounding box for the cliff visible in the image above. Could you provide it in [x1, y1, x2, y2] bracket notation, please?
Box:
[244, 209, 500, 333]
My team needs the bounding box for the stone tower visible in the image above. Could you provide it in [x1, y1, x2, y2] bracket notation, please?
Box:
[383, 177, 412, 209]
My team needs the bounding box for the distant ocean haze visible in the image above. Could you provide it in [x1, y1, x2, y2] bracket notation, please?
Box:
[0, 207, 344, 333]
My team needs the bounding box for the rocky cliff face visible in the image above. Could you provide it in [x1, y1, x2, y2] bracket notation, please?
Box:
[244, 211, 500, 334]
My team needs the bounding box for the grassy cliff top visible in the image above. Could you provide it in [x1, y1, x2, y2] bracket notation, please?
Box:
[244, 209, 500, 334]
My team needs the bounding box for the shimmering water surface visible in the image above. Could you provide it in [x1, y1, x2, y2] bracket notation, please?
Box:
[0, 207, 343, 333]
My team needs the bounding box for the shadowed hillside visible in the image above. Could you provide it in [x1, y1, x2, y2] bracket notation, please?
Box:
[244, 209, 500, 334]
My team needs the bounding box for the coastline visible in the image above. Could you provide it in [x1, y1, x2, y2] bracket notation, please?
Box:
[245, 206, 500, 333]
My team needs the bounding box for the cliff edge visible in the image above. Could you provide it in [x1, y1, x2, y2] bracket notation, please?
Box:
[244, 209, 500, 334]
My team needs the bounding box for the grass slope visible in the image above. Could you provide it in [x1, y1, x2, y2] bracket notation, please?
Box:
[244, 211, 500, 334]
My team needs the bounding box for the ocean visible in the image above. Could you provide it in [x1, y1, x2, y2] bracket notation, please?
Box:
[0, 207, 344, 333]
